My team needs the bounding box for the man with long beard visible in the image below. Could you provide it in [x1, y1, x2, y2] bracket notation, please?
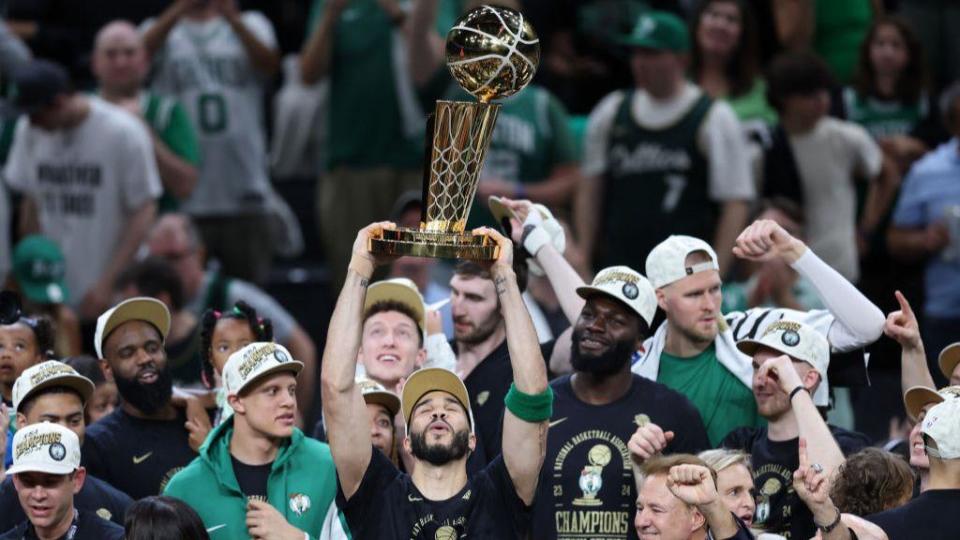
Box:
[81, 297, 204, 499]
[321, 223, 550, 539]
[530, 266, 709, 540]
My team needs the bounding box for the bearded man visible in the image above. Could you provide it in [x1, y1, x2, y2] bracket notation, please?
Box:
[82, 297, 208, 499]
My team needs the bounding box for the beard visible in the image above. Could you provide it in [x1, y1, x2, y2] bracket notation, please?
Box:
[410, 425, 471, 466]
[454, 314, 501, 345]
[113, 364, 173, 415]
[570, 328, 635, 377]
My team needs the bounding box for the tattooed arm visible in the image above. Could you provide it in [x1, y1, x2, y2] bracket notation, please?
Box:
[321, 222, 395, 499]
[477, 227, 551, 506]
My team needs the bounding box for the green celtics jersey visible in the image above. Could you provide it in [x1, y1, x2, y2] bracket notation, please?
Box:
[141, 92, 201, 213]
[842, 87, 927, 139]
[599, 91, 714, 272]
[658, 344, 762, 446]
[307, 0, 463, 170]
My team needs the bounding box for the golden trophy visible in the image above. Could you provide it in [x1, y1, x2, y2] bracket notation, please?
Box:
[369, 5, 540, 260]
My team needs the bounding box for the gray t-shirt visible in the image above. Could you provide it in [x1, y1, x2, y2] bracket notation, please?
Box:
[142, 12, 277, 216]
[4, 97, 161, 305]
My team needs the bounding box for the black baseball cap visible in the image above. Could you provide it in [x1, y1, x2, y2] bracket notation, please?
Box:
[11, 59, 71, 114]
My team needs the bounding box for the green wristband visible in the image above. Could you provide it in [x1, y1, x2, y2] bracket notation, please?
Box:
[504, 383, 554, 423]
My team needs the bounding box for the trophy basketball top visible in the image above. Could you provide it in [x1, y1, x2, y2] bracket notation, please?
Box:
[445, 5, 540, 103]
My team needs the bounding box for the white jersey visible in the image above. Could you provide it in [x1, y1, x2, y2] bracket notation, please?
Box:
[143, 12, 277, 216]
[3, 97, 162, 305]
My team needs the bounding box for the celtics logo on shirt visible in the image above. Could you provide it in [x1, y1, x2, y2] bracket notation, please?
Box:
[752, 463, 794, 536]
[574, 444, 612, 506]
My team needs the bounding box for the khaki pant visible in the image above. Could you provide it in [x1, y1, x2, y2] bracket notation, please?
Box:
[316, 167, 421, 290]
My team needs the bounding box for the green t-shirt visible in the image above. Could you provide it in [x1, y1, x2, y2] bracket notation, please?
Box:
[658, 344, 762, 446]
[726, 78, 777, 125]
[814, 0, 874, 84]
[142, 92, 201, 212]
[307, 0, 463, 169]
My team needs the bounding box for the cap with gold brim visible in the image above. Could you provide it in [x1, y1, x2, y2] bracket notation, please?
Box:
[358, 377, 401, 418]
[94, 297, 171, 359]
[905, 385, 960, 421]
[939, 343, 960, 381]
[364, 278, 426, 340]
[401, 368, 473, 431]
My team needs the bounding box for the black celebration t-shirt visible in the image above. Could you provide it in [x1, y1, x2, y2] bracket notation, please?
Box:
[81, 408, 206, 500]
[532, 374, 710, 540]
[721, 425, 870, 539]
[866, 489, 960, 540]
[0, 510, 125, 540]
[456, 339, 555, 464]
[337, 446, 531, 539]
[231, 456, 272, 501]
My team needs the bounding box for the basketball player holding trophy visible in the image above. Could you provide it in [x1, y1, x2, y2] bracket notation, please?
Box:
[320, 6, 554, 538]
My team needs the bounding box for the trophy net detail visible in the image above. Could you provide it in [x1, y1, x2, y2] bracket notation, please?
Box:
[422, 100, 500, 234]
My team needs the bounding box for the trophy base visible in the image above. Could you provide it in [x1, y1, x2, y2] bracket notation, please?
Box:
[369, 228, 500, 260]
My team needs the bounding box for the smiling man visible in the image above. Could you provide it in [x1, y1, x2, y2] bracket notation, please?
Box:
[81, 297, 205, 499]
[0, 422, 123, 539]
[530, 266, 708, 540]
[164, 342, 337, 539]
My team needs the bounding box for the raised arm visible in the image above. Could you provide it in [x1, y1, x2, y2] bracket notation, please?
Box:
[142, 0, 192, 58]
[406, 0, 445, 87]
[794, 438, 851, 540]
[503, 198, 587, 324]
[217, 1, 280, 76]
[320, 222, 396, 499]
[299, 0, 347, 84]
[759, 355, 845, 473]
[733, 219, 885, 349]
[480, 227, 550, 505]
[884, 290, 937, 395]
[667, 464, 741, 539]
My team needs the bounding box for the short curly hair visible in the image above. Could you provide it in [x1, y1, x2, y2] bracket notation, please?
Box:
[830, 447, 915, 516]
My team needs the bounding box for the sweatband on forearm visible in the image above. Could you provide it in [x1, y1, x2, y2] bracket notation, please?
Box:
[504, 383, 554, 423]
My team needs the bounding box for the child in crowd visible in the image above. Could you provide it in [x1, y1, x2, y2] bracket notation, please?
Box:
[63, 355, 118, 425]
[199, 301, 273, 425]
[0, 312, 54, 469]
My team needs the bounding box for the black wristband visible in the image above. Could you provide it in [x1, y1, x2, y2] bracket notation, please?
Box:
[789, 386, 807, 401]
[815, 507, 842, 532]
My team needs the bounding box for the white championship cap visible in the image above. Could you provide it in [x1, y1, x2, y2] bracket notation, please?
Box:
[921, 397, 960, 460]
[12, 360, 95, 413]
[94, 297, 171, 359]
[223, 342, 303, 397]
[576, 266, 657, 327]
[645, 235, 719, 289]
[736, 320, 830, 380]
[7, 422, 82, 476]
